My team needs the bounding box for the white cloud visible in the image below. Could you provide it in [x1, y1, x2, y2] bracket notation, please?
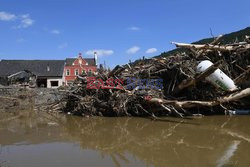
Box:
[0, 11, 16, 21]
[128, 26, 140, 31]
[86, 49, 114, 57]
[0, 11, 34, 28]
[50, 29, 60, 35]
[146, 48, 157, 54]
[126, 46, 140, 54]
[58, 42, 68, 49]
[17, 14, 34, 28]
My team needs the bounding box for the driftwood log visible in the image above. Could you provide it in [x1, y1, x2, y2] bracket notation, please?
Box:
[149, 88, 250, 108]
[171, 42, 250, 51]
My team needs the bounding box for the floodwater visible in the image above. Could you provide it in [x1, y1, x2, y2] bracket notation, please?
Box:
[0, 111, 250, 167]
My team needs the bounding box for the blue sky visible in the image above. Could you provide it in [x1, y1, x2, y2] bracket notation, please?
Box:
[0, 0, 249, 68]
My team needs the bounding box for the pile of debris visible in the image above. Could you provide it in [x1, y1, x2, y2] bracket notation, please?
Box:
[45, 36, 250, 117]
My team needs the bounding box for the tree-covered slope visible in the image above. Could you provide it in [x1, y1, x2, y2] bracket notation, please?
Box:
[157, 27, 250, 58]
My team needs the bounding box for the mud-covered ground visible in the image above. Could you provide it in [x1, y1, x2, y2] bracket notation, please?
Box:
[0, 87, 65, 112]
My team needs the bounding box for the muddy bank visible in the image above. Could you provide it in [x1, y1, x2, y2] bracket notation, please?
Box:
[0, 87, 65, 112]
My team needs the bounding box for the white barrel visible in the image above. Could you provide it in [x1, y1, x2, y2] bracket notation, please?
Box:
[197, 60, 237, 91]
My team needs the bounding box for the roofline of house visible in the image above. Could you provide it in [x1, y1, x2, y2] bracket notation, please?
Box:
[37, 76, 63, 77]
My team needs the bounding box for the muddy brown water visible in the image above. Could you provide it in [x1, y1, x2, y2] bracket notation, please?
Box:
[0, 111, 250, 167]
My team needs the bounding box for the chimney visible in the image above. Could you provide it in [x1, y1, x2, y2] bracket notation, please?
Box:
[94, 51, 98, 66]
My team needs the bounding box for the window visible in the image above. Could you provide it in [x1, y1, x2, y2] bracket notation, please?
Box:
[66, 69, 70, 76]
[51, 81, 59, 87]
[75, 69, 79, 76]
[82, 70, 86, 75]
[88, 69, 92, 76]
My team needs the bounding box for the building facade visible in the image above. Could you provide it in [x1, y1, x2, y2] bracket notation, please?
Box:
[0, 53, 97, 88]
[64, 53, 97, 85]
[0, 60, 65, 88]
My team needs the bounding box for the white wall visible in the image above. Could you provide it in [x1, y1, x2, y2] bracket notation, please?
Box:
[47, 78, 63, 88]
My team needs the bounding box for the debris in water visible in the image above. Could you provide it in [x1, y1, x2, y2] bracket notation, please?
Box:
[216, 140, 241, 167]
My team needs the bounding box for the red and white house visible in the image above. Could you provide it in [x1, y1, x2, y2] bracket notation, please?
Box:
[63, 53, 97, 85]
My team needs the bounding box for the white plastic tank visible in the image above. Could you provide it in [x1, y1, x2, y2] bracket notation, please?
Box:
[197, 60, 237, 91]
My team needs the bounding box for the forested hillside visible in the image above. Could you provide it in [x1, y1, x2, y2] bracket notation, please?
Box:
[157, 27, 250, 58]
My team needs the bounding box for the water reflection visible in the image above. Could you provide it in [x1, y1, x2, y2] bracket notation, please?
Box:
[0, 111, 250, 167]
[61, 116, 250, 167]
